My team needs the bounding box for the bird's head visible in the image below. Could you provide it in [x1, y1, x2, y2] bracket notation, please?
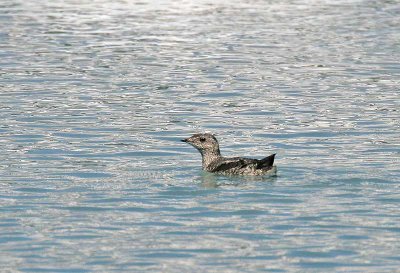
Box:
[181, 133, 220, 155]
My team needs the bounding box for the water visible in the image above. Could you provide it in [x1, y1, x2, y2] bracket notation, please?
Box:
[1, 0, 399, 272]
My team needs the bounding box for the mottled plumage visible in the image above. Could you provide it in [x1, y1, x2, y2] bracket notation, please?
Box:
[181, 133, 276, 176]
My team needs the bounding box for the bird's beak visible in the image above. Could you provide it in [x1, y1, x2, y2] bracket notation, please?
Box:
[181, 138, 188, 143]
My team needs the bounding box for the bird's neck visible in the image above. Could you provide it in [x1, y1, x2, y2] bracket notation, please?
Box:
[200, 149, 221, 170]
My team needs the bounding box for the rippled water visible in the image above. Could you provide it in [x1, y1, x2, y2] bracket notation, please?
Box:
[1, 0, 400, 272]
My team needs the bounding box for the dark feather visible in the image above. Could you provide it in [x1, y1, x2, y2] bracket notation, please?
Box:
[210, 158, 256, 172]
[256, 153, 276, 169]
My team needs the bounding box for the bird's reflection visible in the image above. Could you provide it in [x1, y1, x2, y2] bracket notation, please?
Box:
[198, 171, 277, 188]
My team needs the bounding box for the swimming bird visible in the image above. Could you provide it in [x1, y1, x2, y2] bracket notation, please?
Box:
[181, 133, 276, 176]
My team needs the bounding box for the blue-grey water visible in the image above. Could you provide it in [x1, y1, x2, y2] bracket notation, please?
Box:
[1, 0, 400, 272]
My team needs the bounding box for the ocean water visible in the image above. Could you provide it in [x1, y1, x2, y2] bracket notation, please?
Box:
[1, 0, 399, 272]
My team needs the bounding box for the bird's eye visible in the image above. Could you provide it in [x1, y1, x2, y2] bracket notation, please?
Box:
[199, 137, 206, 142]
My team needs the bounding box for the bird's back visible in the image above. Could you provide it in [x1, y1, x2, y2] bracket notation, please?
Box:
[207, 154, 276, 176]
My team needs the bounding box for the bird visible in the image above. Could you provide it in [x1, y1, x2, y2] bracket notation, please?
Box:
[181, 133, 276, 176]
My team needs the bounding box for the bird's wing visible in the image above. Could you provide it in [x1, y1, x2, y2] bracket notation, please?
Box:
[256, 153, 276, 168]
[210, 157, 257, 172]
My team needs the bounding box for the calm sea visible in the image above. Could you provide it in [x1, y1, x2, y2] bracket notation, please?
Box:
[1, 0, 399, 272]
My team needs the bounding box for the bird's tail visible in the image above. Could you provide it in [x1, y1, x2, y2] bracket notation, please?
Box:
[257, 153, 276, 168]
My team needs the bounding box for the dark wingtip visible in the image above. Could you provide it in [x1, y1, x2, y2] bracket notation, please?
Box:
[258, 153, 276, 168]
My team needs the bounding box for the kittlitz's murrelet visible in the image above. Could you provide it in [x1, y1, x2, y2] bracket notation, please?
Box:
[182, 133, 276, 176]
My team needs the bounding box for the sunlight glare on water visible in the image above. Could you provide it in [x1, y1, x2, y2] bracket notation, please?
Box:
[0, 0, 399, 272]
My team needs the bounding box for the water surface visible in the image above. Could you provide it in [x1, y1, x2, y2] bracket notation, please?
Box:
[1, 0, 400, 272]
